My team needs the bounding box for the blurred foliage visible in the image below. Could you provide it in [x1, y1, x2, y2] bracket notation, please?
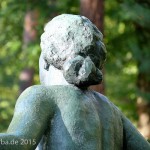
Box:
[0, 0, 150, 133]
[104, 0, 150, 127]
[0, 0, 79, 132]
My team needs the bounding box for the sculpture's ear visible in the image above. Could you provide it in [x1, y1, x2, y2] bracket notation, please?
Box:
[39, 53, 50, 71]
[44, 60, 50, 71]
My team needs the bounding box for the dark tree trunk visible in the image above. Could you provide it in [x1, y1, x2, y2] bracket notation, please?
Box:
[80, 0, 105, 94]
[19, 68, 34, 93]
[19, 10, 38, 93]
[134, 5, 150, 138]
[23, 10, 38, 45]
[80, 0, 104, 31]
[137, 72, 150, 139]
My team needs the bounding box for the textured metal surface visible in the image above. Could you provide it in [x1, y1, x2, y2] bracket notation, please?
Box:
[40, 14, 106, 87]
[0, 14, 150, 150]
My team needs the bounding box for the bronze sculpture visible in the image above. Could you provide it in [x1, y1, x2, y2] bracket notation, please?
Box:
[0, 14, 149, 150]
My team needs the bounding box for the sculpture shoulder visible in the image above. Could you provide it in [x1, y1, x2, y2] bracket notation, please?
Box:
[92, 90, 115, 107]
[16, 85, 49, 102]
[15, 85, 80, 107]
[92, 90, 122, 117]
[15, 85, 56, 111]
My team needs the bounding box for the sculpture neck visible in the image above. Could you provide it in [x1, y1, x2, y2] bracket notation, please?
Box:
[42, 65, 70, 86]
[39, 54, 69, 86]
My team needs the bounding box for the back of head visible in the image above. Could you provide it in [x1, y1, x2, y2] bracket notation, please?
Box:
[40, 14, 107, 87]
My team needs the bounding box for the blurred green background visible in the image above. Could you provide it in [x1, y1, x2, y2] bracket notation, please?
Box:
[0, 0, 150, 140]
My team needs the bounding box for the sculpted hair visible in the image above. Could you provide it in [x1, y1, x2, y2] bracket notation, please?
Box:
[40, 14, 107, 87]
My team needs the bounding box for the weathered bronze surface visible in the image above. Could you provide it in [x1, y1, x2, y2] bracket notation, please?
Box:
[0, 14, 149, 150]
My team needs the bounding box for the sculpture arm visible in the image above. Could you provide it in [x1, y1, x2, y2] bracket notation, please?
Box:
[0, 85, 54, 150]
[122, 115, 150, 150]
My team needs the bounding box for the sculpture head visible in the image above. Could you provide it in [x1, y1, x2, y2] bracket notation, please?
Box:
[39, 14, 107, 87]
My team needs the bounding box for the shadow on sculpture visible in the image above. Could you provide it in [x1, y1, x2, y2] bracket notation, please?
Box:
[0, 14, 149, 150]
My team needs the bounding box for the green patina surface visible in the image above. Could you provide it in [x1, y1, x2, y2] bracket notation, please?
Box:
[0, 14, 150, 150]
[40, 14, 106, 87]
[0, 85, 149, 150]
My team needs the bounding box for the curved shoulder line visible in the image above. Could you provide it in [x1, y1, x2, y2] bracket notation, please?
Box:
[92, 90, 121, 112]
[92, 90, 111, 104]
[15, 85, 54, 107]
